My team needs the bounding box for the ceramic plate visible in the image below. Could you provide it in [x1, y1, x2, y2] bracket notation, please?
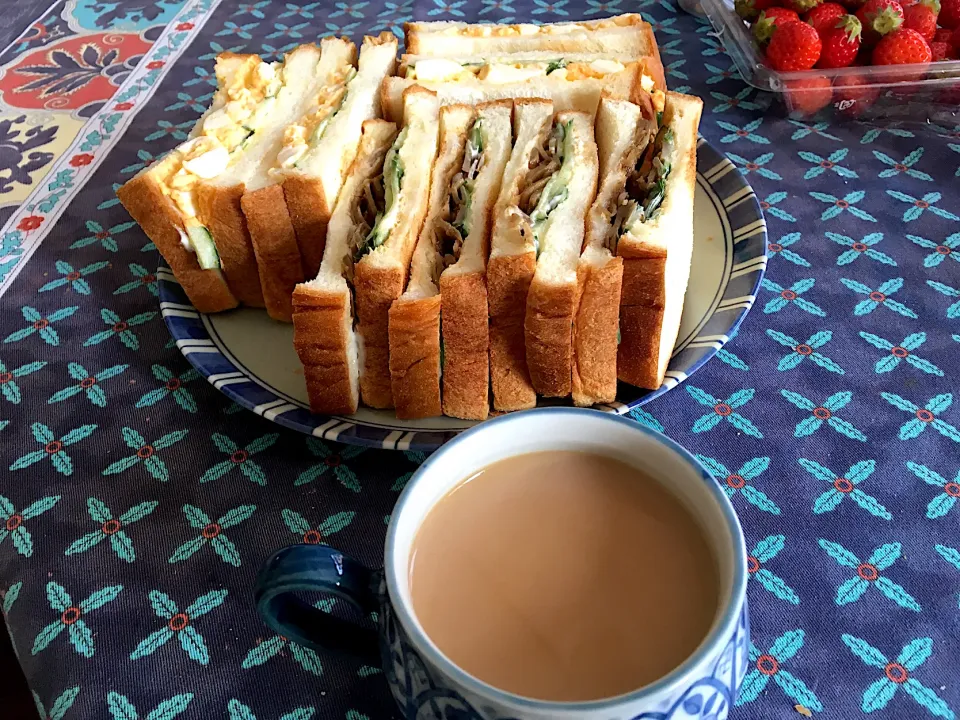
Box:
[158, 138, 767, 450]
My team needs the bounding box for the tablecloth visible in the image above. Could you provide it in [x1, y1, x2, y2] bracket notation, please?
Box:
[1, 0, 959, 718]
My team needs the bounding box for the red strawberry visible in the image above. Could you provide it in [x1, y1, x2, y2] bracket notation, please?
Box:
[856, 0, 905, 44]
[935, 27, 954, 41]
[903, 0, 940, 40]
[785, 75, 834, 115]
[939, 0, 960, 27]
[735, 0, 780, 21]
[834, 73, 880, 116]
[766, 20, 823, 68]
[931, 39, 953, 57]
[754, 7, 802, 42]
[786, 0, 824, 14]
[806, 2, 849, 30]
[872, 27, 933, 79]
[818, 15, 863, 65]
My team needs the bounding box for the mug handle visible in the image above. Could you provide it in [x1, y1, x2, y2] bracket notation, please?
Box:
[255, 544, 380, 660]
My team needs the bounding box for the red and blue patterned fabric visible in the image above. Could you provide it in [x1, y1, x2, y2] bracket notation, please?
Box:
[1, 1, 959, 719]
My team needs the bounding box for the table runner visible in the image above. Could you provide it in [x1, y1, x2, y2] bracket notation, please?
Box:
[1, 1, 959, 719]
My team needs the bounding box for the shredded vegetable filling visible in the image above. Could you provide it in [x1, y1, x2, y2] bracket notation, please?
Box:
[437, 119, 485, 269]
[516, 119, 572, 257]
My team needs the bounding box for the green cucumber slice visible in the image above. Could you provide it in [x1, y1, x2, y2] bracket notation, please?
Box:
[187, 226, 221, 270]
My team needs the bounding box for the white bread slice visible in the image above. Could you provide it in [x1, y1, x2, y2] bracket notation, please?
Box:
[404, 14, 661, 58]
[524, 111, 598, 398]
[487, 99, 554, 412]
[292, 120, 398, 415]
[380, 59, 659, 123]
[280, 33, 398, 279]
[617, 91, 703, 390]
[439, 99, 512, 420]
[354, 86, 440, 409]
[388, 104, 476, 420]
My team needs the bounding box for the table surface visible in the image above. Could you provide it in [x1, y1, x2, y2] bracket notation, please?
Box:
[2, 1, 960, 719]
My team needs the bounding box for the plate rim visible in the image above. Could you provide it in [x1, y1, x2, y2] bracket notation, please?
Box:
[157, 138, 767, 451]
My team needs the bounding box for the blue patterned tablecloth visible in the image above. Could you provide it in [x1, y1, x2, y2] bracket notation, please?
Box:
[1, 1, 960, 719]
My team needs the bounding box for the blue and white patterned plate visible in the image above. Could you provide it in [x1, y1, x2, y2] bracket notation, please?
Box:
[158, 138, 767, 450]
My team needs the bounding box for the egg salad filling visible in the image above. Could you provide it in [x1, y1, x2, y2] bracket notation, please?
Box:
[274, 66, 358, 172]
[406, 57, 625, 84]
[157, 56, 284, 269]
[434, 18, 634, 37]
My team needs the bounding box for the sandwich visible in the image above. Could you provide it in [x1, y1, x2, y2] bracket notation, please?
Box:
[381, 54, 664, 122]
[487, 99, 555, 412]
[117, 50, 291, 313]
[388, 100, 512, 420]
[522, 111, 599, 398]
[291, 119, 398, 415]
[602, 91, 703, 390]
[404, 14, 664, 60]
[353, 86, 440, 409]
[274, 33, 398, 279]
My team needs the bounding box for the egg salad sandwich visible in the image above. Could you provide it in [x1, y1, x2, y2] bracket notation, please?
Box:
[522, 111, 599, 398]
[352, 86, 440, 409]
[117, 50, 291, 313]
[273, 33, 398, 280]
[291, 119, 398, 416]
[487, 99, 555, 412]
[600, 91, 703, 391]
[388, 100, 512, 420]
[381, 53, 664, 122]
[404, 14, 664, 60]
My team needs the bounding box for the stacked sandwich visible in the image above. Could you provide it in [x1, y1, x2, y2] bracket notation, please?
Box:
[118, 15, 704, 421]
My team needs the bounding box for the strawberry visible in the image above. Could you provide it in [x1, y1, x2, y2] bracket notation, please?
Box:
[753, 7, 802, 42]
[939, 0, 960, 27]
[786, 0, 823, 14]
[834, 73, 880, 116]
[931, 39, 953, 57]
[903, 0, 939, 40]
[784, 75, 834, 115]
[935, 27, 954, 41]
[818, 15, 863, 65]
[856, 0, 905, 44]
[766, 20, 823, 68]
[736, 0, 780, 21]
[806, 2, 849, 31]
[953, 24, 960, 49]
[872, 27, 933, 70]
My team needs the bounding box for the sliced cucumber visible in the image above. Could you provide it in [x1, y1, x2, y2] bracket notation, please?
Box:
[187, 226, 221, 270]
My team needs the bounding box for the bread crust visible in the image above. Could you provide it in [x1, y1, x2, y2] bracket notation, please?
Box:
[283, 175, 333, 280]
[525, 279, 578, 398]
[572, 255, 623, 406]
[354, 262, 406, 408]
[440, 271, 490, 419]
[292, 283, 357, 414]
[241, 184, 305, 323]
[488, 252, 537, 411]
[196, 182, 265, 308]
[117, 171, 238, 314]
[388, 294, 442, 418]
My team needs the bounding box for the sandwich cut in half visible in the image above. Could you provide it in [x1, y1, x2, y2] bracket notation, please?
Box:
[353, 86, 440, 409]
[117, 50, 293, 312]
[291, 119, 398, 416]
[522, 111, 599, 398]
[381, 55, 663, 123]
[274, 33, 398, 280]
[388, 100, 511, 420]
[606, 91, 703, 391]
[487, 99, 555, 412]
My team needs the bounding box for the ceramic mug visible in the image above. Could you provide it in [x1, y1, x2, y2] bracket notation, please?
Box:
[255, 408, 750, 720]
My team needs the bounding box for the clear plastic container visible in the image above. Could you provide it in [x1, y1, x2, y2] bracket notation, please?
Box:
[699, 0, 960, 123]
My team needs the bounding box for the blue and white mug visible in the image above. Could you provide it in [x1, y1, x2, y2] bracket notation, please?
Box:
[255, 408, 750, 720]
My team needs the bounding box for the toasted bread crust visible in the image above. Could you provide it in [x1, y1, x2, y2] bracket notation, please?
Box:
[196, 182, 265, 308]
[241, 184, 305, 323]
[488, 252, 537, 411]
[573, 256, 623, 406]
[440, 271, 490, 420]
[117, 172, 238, 314]
[355, 262, 406, 408]
[525, 279, 578, 398]
[388, 295, 442, 419]
[292, 284, 357, 415]
[283, 175, 333, 280]
[616, 247, 666, 390]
